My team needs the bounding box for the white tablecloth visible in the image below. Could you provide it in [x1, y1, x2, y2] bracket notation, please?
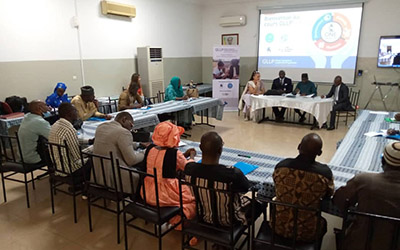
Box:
[250, 95, 334, 127]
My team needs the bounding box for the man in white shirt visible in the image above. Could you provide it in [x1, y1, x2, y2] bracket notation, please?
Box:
[321, 76, 352, 130]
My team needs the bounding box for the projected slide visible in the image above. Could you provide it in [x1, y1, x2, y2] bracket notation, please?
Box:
[258, 6, 362, 83]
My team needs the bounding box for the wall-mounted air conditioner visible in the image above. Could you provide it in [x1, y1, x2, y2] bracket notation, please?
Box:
[101, 0, 136, 18]
[137, 47, 164, 98]
[219, 16, 246, 27]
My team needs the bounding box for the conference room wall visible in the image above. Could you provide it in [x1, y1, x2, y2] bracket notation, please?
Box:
[0, 0, 203, 101]
[201, 0, 400, 111]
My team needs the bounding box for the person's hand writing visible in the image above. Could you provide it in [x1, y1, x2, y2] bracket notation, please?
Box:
[104, 114, 112, 120]
[301, 94, 306, 96]
[321, 95, 325, 98]
[183, 95, 189, 100]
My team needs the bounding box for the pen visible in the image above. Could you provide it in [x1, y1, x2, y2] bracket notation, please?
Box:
[238, 154, 251, 158]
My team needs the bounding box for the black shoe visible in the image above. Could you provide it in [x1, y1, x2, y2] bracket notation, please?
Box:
[321, 123, 328, 129]
[327, 126, 335, 130]
[275, 117, 284, 122]
[299, 116, 306, 123]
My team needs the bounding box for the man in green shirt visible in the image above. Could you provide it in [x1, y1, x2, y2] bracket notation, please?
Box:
[294, 73, 317, 123]
[18, 100, 51, 164]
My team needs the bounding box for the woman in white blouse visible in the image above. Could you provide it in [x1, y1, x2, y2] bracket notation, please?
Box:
[238, 71, 265, 120]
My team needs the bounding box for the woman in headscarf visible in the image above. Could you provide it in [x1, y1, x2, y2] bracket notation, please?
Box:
[118, 81, 144, 111]
[142, 122, 197, 232]
[45, 82, 70, 108]
[164, 76, 188, 101]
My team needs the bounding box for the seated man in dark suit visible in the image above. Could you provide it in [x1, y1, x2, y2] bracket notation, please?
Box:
[273, 133, 333, 243]
[185, 132, 263, 236]
[272, 70, 293, 121]
[321, 75, 352, 130]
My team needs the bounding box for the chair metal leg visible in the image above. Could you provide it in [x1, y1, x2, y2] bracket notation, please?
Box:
[345, 112, 349, 126]
[1, 172, 6, 203]
[124, 211, 129, 250]
[24, 174, 30, 208]
[50, 178, 55, 214]
[117, 202, 121, 244]
[31, 172, 35, 190]
[88, 196, 93, 232]
[72, 189, 77, 223]
[158, 224, 162, 250]
[204, 240, 207, 250]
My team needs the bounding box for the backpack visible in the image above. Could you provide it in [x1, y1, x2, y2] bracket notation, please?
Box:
[5, 96, 29, 113]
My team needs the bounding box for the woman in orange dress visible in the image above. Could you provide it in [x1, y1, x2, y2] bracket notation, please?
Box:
[142, 121, 196, 226]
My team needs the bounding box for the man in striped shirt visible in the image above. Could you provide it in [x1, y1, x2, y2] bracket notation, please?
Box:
[48, 103, 89, 184]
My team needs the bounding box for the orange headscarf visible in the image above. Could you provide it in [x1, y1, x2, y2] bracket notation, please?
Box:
[152, 121, 185, 148]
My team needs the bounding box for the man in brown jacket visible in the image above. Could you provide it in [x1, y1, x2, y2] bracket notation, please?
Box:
[333, 141, 400, 250]
[273, 133, 334, 242]
[93, 112, 144, 193]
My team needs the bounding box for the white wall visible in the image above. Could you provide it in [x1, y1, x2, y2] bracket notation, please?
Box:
[0, 0, 203, 101]
[0, 0, 203, 62]
[202, 0, 400, 58]
[0, 0, 79, 61]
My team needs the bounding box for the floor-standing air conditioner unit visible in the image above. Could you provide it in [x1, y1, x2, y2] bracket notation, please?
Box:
[137, 47, 164, 98]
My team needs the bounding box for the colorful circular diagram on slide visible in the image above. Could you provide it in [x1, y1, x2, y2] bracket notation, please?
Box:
[312, 13, 351, 51]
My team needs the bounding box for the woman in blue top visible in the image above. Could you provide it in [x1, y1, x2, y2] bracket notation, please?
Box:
[164, 76, 188, 101]
[45, 82, 70, 108]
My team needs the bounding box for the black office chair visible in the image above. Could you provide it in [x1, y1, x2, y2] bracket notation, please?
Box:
[179, 176, 250, 250]
[335, 89, 360, 129]
[335, 204, 400, 250]
[47, 140, 86, 223]
[0, 133, 48, 208]
[118, 164, 181, 250]
[80, 150, 126, 244]
[252, 191, 323, 250]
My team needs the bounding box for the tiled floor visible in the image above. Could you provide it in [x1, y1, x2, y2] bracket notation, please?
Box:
[0, 111, 350, 250]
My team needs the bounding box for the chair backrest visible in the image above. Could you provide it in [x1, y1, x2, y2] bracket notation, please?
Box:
[178, 175, 236, 234]
[253, 193, 323, 250]
[157, 91, 165, 102]
[341, 206, 400, 250]
[116, 161, 163, 220]
[349, 89, 361, 108]
[46, 140, 75, 176]
[98, 98, 116, 114]
[148, 96, 158, 104]
[0, 132, 24, 165]
[80, 150, 118, 194]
